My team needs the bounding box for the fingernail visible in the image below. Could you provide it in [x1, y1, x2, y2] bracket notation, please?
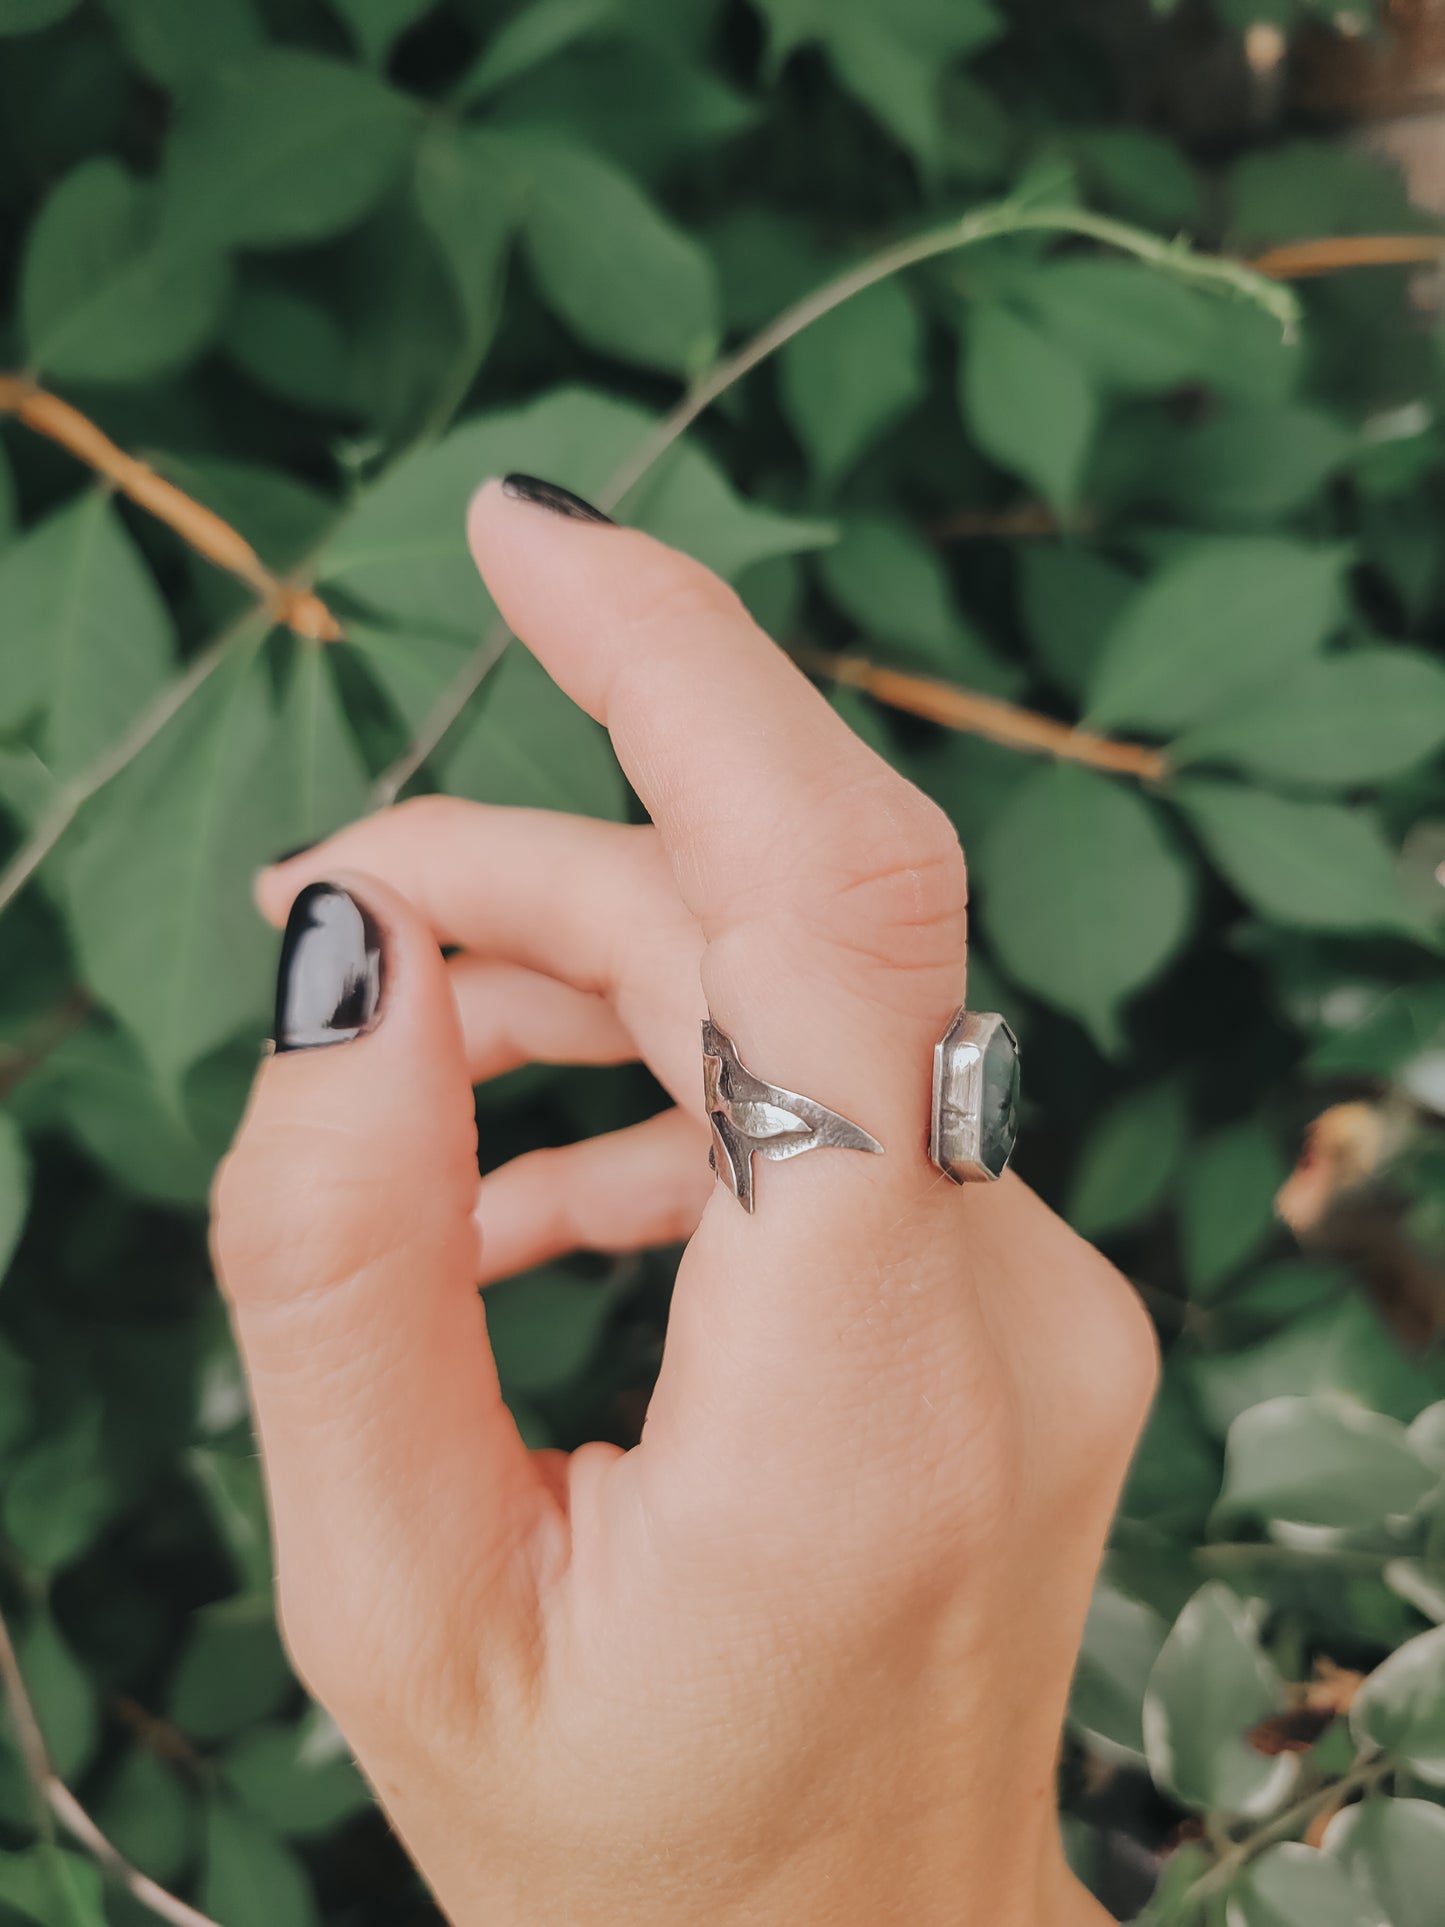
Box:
[501, 473, 614, 525]
[273, 883, 384, 1054]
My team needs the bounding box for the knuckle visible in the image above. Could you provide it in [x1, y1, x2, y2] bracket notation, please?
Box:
[277, 1576, 401, 1734]
[389, 791, 468, 839]
[613, 546, 745, 638]
[803, 780, 969, 972]
[1053, 1258, 1161, 1476]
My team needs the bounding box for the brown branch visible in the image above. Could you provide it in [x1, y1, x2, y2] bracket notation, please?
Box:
[0, 1605, 222, 1927]
[0, 377, 341, 642]
[1251, 234, 1445, 278]
[808, 651, 1168, 781]
[928, 502, 1066, 541]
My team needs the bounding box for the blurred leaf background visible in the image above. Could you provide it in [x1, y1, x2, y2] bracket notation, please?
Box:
[2, 0, 1445, 1922]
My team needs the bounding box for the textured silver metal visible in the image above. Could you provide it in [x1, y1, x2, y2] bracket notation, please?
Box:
[930, 1009, 1020, 1184]
[702, 1019, 884, 1213]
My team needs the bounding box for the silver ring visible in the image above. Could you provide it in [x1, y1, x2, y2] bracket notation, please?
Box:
[930, 1010, 1020, 1184]
[702, 1020, 883, 1213]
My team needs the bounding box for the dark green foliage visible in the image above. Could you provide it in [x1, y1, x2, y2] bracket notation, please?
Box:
[0, 3, 1443, 1924]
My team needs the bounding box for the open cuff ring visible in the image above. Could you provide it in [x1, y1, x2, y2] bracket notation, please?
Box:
[701, 1008, 1021, 1212]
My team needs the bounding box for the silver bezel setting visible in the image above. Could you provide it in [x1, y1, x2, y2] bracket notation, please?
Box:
[930, 1009, 1020, 1185]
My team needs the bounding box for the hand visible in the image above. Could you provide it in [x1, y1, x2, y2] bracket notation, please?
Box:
[211, 479, 1158, 1927]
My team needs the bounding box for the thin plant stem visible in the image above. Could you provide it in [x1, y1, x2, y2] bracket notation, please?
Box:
[0, 1605, 222, 1927]
[3, 197, 1301, 874]
[375, 198, 1296, 795]
[1181, 1754, 1392, 1909]
[0, 618, 253, 918]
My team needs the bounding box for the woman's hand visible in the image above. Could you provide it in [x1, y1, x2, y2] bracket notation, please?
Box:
[210, 479, 1158, 1927]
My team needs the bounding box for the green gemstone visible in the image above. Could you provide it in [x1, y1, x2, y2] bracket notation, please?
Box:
[979, 1023, 1020, 1178]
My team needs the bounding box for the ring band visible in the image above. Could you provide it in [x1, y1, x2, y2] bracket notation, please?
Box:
[930, 1010, 1020, 1184]
[703, 1020, 884, 1213]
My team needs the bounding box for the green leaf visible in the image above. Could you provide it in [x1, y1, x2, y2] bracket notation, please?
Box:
[484, 1267, 617, 1396]
[1351, 1622, 1445, 1782]
[188, 1447, 273, 1599]
[161, 50, 418, 250]
[4, 1411, 118, 1571]
[272, 646, 370, 853]
[1066, 1079, 1189, 1239]
[339, 178, 472, 446]
[1172, 648, 1445, 788]
[169, 1599, 292, 1744]
[16, 1026, 248, 1207]
[0, 447, 16, 551]
[1190, 1297, 1441, 1440]
[13, 1615, 98, 1782]
[974, 764, 1194, 1051]
[222, 286, 356, 415]
[1142, 1582, 1292, 1816]
[327, 0, 433, 63]
[455, 0, 617, 102]
[818, 516, 1018, 692]
[0, 1338, 34, 1463]
[1069, 1580, 1169, 1761]
[201, 1799, 320, 1927]
[502, 132, 719, 375]
[1171, 782, 1422, 938]
[960, 304, 1097, 515]
[1072, 127, 1201, 232]
[1017, 545, 1134, 699]
[445, 642, 626, 819]
[1226, 1843, 1381, 1927]
[1219, 1394, 1438, 1529]
[778, 279, 925, 486]
[0, 1111, 29, 1283]
[1230, 140, 1419, 250]
[321, 387, 833, 630]
[1137, 1843, 1212, 1927]
[414, 120, 520, 355]
[64, 643, 292, 1089]
[1179, 1120, 1286, 1297]
[1086, 540, 1346, 734]
[1158, 404, 1354, 524]
[100, 0, 261, 89]
[1120, 1372, 1221, 1534]
[1014, 258, 1219, 394]
[756, 0, 1001, 171]
[0, 1848, 106, 1927]
[0, 0, 77, 32]
[0, 493, 174, 782]
[223, 1709, 372, 1837]
[1325, 1797, 1445, 1927]
[96, 1748, 197, 1886]
[21, 158, 229, 384]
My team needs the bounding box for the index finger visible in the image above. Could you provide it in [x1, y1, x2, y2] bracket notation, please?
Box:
[468, 475, 984, 1497]
[468, 478, 967, 989]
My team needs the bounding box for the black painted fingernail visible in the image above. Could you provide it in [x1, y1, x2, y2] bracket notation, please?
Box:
[501, 473, 613, 525]
[273, 883, 384, 1054]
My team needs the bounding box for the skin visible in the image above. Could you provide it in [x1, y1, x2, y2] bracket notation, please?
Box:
[211, 482, 1159, 1927]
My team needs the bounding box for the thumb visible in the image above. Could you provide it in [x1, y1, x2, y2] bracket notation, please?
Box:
[211, 875, 551, 1724]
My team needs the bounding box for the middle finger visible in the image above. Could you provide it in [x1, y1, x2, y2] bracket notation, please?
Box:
[259, 800, 706, 1108]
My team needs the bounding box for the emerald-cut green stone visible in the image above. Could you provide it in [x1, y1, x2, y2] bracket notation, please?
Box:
[978, 1022, 1020, 1178]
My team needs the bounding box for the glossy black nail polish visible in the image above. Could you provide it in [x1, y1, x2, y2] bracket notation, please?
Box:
[501, 473, 614, 525]
[273, 883, 384, 1053]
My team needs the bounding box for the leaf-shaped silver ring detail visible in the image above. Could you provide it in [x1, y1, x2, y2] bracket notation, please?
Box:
[701, 1019, 884, 1213]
